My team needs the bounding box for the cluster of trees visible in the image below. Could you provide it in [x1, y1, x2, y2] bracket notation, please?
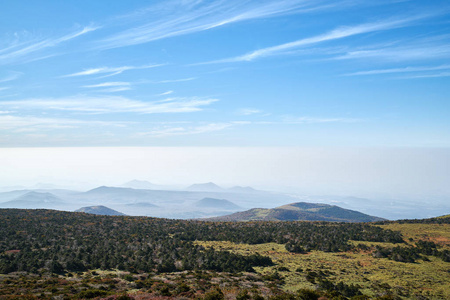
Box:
[0, 210, 274, 274]
[175, 221, 404, 252]
[375, 215, 450, 225]
[371, 240, 450, 263]
[0, 208, 417, 275]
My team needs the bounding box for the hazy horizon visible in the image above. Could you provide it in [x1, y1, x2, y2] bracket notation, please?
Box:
[1, 147, 449, 201]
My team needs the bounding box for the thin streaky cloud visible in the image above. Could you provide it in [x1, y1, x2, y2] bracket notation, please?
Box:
[0, 72, 22, 83]
[157, 77, 197, 83]
[96, 0, 344, 50]
[0, 26, 98, 64]
[138, 122, 235, 138]
[63, 64, 164, 78]
[398, 72, 450, 79]
[83, 82, 131, 88]
[157, 90, 174, 96]
[0, 114, 127, 131]
[98, 87, 132, 93]
[345, 64, 450, 76]
[335, 44, 450, 61]
[283, 116, 362, 124]
[237, 108, 263, 115]
[200, 14, 436, 64]
[0, 96, 218, 114]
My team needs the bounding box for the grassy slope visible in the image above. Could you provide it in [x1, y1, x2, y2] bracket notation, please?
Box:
[196, 222, 450, 299]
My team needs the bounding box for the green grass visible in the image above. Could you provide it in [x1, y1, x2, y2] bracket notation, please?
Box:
[196, 224, 450, 300]
[379, 223, 450, 247]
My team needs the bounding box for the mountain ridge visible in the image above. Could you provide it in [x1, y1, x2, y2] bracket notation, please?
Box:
[194, 197, 241, 210]
[207, 202, 385, 222]
[75, 205, 125, 216]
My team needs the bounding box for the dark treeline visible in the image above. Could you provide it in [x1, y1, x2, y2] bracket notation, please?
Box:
[370, 240, 450, 263]
[174, 220, 404, 252]
[374, 215, 450, 225]
[0, 209, 419, 275]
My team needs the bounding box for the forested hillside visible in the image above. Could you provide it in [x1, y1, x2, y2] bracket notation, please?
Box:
[0, 209, 449, 299]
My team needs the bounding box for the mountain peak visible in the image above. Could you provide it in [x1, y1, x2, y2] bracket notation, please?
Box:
[121, 180, 161, 190]
[208, 201, 385, 222]
[195, 198, 241, 210]
[186, 182, 224, 192]
[75, 205, 125, 216]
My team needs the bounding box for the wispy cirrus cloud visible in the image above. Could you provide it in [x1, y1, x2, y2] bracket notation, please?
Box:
[1, 95, 218, 114]
[0, 26, 98, 65]
[138, 122, 238, 137]
[335, 44, 450, 61]
[237, 108, 263, 116]
[157, 90, 174, 96]
[0, 114, 126, 131]
[96, 0, 340, 50]
[98, 87, 132, 93]
[283, 116, 362, 124]
[398, 72, 450, 79]
[200, 13, 435, 64]
[345, 64, 450, 76]
[63, 64, 163, 78]
[0, 72, 22, 83]
[157, 77, 197, 83]
[83, 82, 131, 88]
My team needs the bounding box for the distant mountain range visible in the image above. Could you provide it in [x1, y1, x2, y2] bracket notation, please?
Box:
[186, 182, 225, 192]
[208, 202, 385, 222]
[194, 198, 241, 210]
[0, 191, 64, 209]
[186, 182, 259, 194]
[75, 205, 125, 216]
[121, 180, 168, 190]
[0, 182, 448, 220]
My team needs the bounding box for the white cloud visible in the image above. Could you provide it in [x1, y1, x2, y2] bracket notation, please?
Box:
[96, 0, 330, 50]
[345, 64, 450, 76]
[201, 14, 435, 64]
[283, 116, 361, 124]
[63, 64, 163, 77]
[157, 90, 174, 96]
[1, 95, 218, 114]
[0, 114, 124, 131]
[83, 82, 131, 88]
[398, 72, 450, 79]
[335, 45, 450, 61]
[139, 122, 235, 137]
[237, 108, 262, 115]
[98, 87, 132, 93]
[156, 77, 197, 83]
[0, 72, 21, 83]
[0, 26, 98, 65]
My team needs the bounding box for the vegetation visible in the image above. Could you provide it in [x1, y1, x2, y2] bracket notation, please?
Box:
[0, 209, 449, 299]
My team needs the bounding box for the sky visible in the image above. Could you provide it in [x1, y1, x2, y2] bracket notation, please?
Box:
[0, 1, 449, 200]
[0, 0, 449, 147]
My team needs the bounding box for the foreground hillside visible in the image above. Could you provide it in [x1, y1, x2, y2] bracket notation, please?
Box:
[208, 202, 385, 222]
[0, 209, 449, 299]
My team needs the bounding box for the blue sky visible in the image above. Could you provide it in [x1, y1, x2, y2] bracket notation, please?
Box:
[0, 0, 449, 147]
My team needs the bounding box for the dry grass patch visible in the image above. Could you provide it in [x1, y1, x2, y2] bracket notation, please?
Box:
[196, 240, 450, 299]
